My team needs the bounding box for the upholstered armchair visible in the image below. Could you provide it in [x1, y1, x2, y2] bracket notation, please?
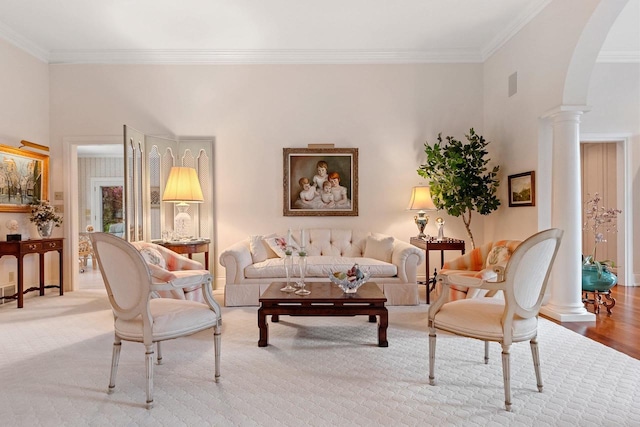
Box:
[438, 239, 522, 300]
[131, 241, 209, 303]
[89, 232, 222, 408]
[428, 228, 563, 411]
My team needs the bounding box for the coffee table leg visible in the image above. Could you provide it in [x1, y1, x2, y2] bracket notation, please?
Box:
[368, 315, 376, 323]
[258, 307, 268, 347]
[378, 310, 388, 347]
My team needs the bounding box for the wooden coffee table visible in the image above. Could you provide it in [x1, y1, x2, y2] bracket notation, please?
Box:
[258, 281, 388, 347]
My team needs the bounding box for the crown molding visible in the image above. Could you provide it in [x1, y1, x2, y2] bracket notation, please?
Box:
[0, 21, 49, 63]
[596, 50, 640, 63]
[481, 0, 552, 61]
[47, 48, 484, 64]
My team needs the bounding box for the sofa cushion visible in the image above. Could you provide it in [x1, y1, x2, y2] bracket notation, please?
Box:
[139, 247, 167, 269]
[363, 235, 394, 263]
[244, 256, 397, 279]
[485, 245, 511, 268]
[264, 234, 300, 258]
[249, 235, 269, 263]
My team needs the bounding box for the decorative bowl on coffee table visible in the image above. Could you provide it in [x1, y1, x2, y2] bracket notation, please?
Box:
[329, 270, 371, 293]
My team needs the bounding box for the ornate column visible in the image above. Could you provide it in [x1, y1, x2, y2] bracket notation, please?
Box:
[540, 107, 595, 322]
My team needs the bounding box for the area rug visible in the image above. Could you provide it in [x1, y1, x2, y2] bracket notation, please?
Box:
[1, 290, 638, 426]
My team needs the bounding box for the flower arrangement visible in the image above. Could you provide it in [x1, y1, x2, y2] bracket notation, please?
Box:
[582, 193, 621, 272]
[29, 200, 63, 228]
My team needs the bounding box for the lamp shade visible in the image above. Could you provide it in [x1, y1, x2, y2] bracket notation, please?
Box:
[407, 186, 436, 211]
[162, 167, 204, 203]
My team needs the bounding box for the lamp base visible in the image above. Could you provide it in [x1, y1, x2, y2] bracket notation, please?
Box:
[414, 211, 429, 239]
[174, 203, 192, 239]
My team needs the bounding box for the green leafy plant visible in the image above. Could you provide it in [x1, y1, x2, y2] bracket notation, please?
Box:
[417, 128, 500, 249]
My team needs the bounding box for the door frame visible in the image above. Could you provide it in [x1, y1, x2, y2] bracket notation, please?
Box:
[63, 135, 122, 292]
[580, 133, 633, 286]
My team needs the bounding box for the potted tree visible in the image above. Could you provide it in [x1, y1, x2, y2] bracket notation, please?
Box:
[417, 128, 500, 249]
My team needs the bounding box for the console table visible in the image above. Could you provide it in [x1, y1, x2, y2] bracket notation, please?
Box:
[0, 238, 64, 308]
[154, 239, 210, 270]
[410, 237, 465, 304]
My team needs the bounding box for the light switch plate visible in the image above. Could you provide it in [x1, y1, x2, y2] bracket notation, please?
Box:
[54, 204, 64, 214]
[54, 192, 64, 200]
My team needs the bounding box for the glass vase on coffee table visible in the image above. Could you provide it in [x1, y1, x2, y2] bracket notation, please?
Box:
[280, 249, 296, 292]
[295, 249, 310, 295]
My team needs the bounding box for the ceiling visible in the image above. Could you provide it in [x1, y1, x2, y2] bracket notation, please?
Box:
[0, 0, 637, 64]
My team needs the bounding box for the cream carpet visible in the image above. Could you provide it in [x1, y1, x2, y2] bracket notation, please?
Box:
[1, 290, 639, 426]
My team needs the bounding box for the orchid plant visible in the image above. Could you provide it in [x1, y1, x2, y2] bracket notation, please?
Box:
[582, 193, 621, 275]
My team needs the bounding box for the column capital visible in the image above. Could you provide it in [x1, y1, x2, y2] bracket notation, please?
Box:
[541, 104, 591, 120]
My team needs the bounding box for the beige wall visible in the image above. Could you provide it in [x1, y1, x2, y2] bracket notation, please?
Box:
[582, 63, 640, 280]
[482, 0, 601, 241]
[0, 38, 51, 287]
[48, 64, 484, 284]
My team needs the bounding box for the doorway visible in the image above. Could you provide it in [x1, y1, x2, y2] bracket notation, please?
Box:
[63, 137, 124, 291]
[90, 178, 124, 235]
[580, 137, 631, 286]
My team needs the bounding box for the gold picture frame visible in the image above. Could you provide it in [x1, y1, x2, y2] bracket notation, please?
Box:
[508, 171, 535, 207]
[0, 144, 49, 212]
[283, 147, 358, 216]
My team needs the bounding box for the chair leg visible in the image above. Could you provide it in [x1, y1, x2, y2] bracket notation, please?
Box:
[214, 325, 221, 383]
[145, 344, 154, 409]
[484, 341, 490, 364]
[530, 337, 543, 392]
[156, 341, 163, 365]
[428, 330, 436, 385]
[108, 337, 121, 394]
[501, 343, 512, 412]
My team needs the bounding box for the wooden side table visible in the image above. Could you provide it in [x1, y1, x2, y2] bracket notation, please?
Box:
[154, 239, 211, 269]
[410, 237, 465, 304]
[0, 238, 64, 308]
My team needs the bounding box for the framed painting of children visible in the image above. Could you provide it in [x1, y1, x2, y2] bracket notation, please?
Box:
[0, 144, 49, 212]
[283, 147, 358, 216]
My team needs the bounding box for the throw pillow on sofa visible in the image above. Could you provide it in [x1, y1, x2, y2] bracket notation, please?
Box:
[485, 245, 511, 268]
[264, 235, 300, 258]
[363, 235, 394, 263]
[249, 235, 269, 263]
[139, 247, 167, 269]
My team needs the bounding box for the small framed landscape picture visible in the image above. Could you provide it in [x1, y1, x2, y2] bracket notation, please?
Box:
[283, 147, 358, 216]
[508, 171, 535, 207]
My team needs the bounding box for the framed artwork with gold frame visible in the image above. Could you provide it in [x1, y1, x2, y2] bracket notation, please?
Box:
[283, 147, 358, 216]
[0, 144, 49, 212]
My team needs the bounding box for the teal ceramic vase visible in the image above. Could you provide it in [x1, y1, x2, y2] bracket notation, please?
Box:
[581, 264, 617, 292]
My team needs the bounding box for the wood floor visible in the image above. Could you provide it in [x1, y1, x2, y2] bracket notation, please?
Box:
[547, 285, 640, 360]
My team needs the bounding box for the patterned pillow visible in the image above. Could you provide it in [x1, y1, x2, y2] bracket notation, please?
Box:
[139, 247, 167, 270]
[485, 245, 511, 269]
[264, 235, 300, 258]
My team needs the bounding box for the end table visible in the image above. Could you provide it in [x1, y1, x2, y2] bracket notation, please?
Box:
[154, 239, 211, 270]
[410, 237, 465, 304]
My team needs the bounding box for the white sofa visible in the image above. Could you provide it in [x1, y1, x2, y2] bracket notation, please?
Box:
[219, 229, 424, 306]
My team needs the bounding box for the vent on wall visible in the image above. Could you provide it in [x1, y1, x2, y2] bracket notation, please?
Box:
[0, 284, 16, 304]
[508, 72, 518, 97]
